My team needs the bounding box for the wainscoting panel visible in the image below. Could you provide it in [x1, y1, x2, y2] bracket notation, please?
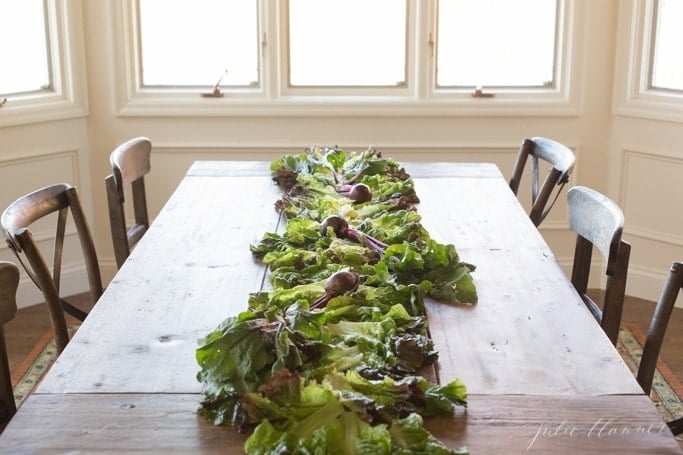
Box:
[147, 144, 519, 220]
[618, 148, 683, 302]
[621, 149, 683, 245]
[0, 149, 86, 308]
[0, 150, 80, 216]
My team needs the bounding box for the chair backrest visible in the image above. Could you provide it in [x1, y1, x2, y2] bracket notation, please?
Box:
[105, 137, 152, 269]
[567, 185, 630, 346]
[509, 137, 576, 226]
[0, 261, 19, 431]
[1, 183, 103, 353]
[636, 261, 683, 396]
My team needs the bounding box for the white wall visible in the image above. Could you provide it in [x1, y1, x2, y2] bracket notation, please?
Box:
[3, 0, 679, 308]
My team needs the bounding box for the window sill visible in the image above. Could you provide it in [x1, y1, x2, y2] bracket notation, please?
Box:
[0, 96, 89, 128]
[614, 91, 683, 124]
[116, 92, 580, 118]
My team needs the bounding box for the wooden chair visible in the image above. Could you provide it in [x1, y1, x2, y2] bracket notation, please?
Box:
[0, 261, 19, 432]
[634, 261, 683, 434]
[105, 137, 152, 269]
[1, 183, 103, 353]
[567, 185, 630, 346]
[509, 137, 576, 226]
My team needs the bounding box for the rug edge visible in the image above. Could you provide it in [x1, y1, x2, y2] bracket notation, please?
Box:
[10, 328, 54, 386]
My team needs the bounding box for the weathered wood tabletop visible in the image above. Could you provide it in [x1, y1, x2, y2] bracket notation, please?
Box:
[1, 160, 680, 453]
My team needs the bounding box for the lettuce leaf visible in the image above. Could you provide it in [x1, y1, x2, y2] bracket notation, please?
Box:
[200, 147, 474, 453]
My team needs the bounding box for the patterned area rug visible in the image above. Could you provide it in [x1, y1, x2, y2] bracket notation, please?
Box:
[9, 323, 683, 419]
[11, 325, 79, 407]
[617, 323, 683, 423]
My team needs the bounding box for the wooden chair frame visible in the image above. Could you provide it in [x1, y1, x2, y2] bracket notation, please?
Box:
[509, 137, 576, 226]
[105, 137, 152, 269]
[0, 261, 19, 432]
[1, 184, 103, 353]
[636, 262, 683, 395]
[567, 185, 630, 346]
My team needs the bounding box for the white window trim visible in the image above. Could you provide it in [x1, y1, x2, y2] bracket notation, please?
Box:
[277, 0, 413, 96]
[613, 0, 683, 123]
[114, 0, 582, 118]
[423, 0, 581, 115]
[0, 0, 89, 128]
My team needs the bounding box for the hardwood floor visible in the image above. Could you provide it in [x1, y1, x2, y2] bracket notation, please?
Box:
[5, 294, 93, 373]
[596, 290, 683, 384]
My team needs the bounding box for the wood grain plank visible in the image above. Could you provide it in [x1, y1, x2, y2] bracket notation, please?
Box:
[186, 160, 273, 177]
[11, 160, 676, 453]
[427, 394, 682, 454]
[35, 161, 640, 396]
[425, 247, 643, 395]
[38, 175, 282, 394]
[411, 176, 548, 251]
[1, 394, 678, 454]
[404, 161, 503, 179]
[0, 394, 246, 453]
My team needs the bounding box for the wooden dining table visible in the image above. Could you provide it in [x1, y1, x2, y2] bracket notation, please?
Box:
[0, 160, 680, 453]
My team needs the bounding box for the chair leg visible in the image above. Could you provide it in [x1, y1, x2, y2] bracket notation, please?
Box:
[668, 417, 683, 436]
[61, 298, 88, 321]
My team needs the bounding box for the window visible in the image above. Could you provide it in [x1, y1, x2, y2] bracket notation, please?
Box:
[0, 0, 88, 128]
[116, 0, 579, 116]
[288, 0, 407, 88]
[649, 0, 683, 92]
[613, 0, 683, 122]
[436, 0, 557, 89]
[0, 0, 51, 97]
[138, 0, 259, 88]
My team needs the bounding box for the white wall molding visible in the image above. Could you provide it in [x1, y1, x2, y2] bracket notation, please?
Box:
[0, 148, 82, 229]
[613, 145, 683, 302]
[0, 147, 79, 169]
[625, 227, 683, 248]
[612, 0, 683, 124]
[0, 148, 85, 308]
[618, 147, 683, 244]
[14, 262, 88, 309]
[151, 143, 518, 156]
[625, 263, 673, 306]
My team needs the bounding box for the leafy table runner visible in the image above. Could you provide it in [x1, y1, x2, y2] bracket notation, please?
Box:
[196, 147, 476, 453]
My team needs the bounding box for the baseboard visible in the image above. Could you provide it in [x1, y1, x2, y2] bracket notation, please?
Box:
[552, 257, 670, 307]
[15, 259, 119, 309]
[624, 264, 672, 305]
[15, 265, 89, 309]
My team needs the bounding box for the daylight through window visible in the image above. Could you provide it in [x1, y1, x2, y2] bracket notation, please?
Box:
[288, 0, 407, 87]
[138, 0, 259, 87]
[650, 0, 683, 92]
[0, 0, 51, 97]
[436, 0, 557, 88]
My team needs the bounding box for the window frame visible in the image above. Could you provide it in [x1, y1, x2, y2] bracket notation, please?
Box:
[280, 0, 412, 95]
[114, 0, 581, 118]
[432, 0, 559, 91]
[613, 0, 683, 123]
[0, 0, 89, 128]
[136, 0, 262, 90]
[426, 0, 575, 107]
[647, 0, 683, 94]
